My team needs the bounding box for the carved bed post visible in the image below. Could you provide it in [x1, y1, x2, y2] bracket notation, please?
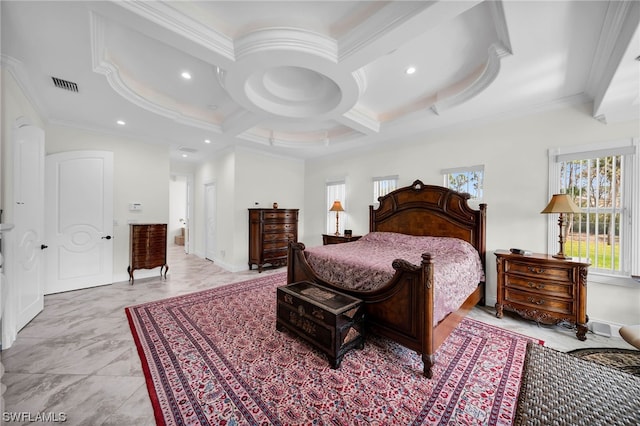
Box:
[422, 253, 435, 378]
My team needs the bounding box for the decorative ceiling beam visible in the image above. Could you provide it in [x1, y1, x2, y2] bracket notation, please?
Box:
[338, 0, 483, 71]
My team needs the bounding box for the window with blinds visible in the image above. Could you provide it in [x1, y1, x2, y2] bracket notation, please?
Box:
[326, 180, 346, 235]
[373, 175, 398, 205]
[549, 139, 638, 280]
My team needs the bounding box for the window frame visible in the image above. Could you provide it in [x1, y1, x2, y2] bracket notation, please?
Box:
[441, 164, 485, 201]
[548, 138, 639, 287]
[372, 175, 398, 206]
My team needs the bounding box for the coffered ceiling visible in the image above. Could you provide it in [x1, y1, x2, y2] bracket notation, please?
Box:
[2, 1, 638, 163]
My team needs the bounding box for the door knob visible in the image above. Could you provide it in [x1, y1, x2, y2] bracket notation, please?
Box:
[40, 244, 48, 250]
[101, 235, 112, 240]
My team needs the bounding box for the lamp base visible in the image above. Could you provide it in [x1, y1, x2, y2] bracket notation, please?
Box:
[552, 252, 571, 260]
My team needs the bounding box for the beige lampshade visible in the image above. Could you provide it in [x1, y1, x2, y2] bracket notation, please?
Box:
[329, 201, 344, 212]
[541, 194, 581, 214]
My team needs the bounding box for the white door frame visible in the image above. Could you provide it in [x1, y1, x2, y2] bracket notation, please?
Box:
[169, 173, 193, 255]
[204, 182, 217, 261]
[185, 174, 193, 254]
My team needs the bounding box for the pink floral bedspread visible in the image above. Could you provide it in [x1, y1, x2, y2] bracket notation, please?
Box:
[304, 232, 485, 324]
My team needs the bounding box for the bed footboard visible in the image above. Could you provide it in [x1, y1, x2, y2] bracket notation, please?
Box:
[287, 241, 436, 377]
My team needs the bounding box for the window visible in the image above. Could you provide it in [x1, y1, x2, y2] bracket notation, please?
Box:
[442, 165, 484, 200]
[326, 179, 345, 235]
[373, 175, 398, 204]
[549, 139, 638, 281]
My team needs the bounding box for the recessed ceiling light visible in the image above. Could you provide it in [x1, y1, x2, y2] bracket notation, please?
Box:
[116, 120, 126, 126]
[181, 71, 192, 80]
[204, 139, 211, 144]
[182, 154, 188, 158]
[405, 66, 416, 75]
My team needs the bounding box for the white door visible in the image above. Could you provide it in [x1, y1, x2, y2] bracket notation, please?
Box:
[205, 183, 216, 261]
[44, 151, 114, 294]
[12, 125, 45, 332]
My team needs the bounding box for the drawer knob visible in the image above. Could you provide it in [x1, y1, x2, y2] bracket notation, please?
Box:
[527, 281, 545, 290]
[527, 266, 546, 274]
[527, 297, 545, 305]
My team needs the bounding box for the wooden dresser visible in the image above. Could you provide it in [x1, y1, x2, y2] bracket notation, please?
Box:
[495, 250, 590, 340]
[128, 223, 168, 283]
[248, 208, 298, 272]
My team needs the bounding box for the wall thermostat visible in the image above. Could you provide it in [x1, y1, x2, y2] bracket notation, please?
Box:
[129, 203, 142, 211]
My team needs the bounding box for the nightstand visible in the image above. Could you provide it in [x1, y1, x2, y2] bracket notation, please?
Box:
[494, 250, 590, 340]
[322, 234, 362, 245]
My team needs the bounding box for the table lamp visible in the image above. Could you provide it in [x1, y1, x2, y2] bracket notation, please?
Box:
[541, 194, 581, 259]
[329, 201, 344, 236]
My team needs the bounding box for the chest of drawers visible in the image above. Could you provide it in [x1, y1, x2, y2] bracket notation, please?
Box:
[248, 208, 299, 272]
[128, 223, 168, 283]
[495, 250, 590, 340]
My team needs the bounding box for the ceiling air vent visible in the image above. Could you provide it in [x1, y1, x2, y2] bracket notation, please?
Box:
[178, 147, 198, 153]
[51, 76, 79, 92]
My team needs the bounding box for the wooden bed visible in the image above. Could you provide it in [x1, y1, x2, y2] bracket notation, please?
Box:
[287, 180, 486, 377]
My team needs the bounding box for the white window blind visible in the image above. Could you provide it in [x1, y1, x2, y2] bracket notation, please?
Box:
[326, 180, 346, 235]
[373, 175, 398, 205]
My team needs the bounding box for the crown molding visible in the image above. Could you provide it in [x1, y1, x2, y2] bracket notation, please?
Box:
[339, 106, 380, 135]
[585, 1, 637, 110]
[238, 128, 330, 149]
[90, 12, 222, 134]
[432, 42, 510, 115]
[0, 54, 48, 121]
[221, 110, 264, 137]
[112, 0, 235, 62]
[235, 28, 337, 63]
[338, 1, 430, 65]
[488, 0, 513, 56]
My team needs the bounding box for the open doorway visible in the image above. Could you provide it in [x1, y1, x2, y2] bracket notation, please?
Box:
[169, 174, 192, 254]
[204, 182, 216, 262]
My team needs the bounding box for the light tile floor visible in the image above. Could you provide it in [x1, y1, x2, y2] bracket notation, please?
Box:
[1, 246, 635, 425]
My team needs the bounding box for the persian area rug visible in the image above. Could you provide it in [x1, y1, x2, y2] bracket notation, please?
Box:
[514, 343, 640, 426]
[126, 272, 540, 426]
[567, 347, 640, 377]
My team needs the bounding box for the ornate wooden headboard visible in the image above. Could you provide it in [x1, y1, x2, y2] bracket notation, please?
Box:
[369, 180, 487, 271]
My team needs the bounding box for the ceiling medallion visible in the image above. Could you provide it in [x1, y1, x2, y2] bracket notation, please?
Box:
[219, 28, 363, 124]
[246, 66, 342, 118]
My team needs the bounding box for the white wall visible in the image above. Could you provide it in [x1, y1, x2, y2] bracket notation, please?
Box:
[193, 147, 235, 268]
[193, 146, 305, 271]
[304, 102, 640, 327]
[45, 125, 170, 282]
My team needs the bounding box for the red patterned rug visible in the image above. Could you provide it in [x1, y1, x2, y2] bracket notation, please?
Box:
[126, 272, 541, 425]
